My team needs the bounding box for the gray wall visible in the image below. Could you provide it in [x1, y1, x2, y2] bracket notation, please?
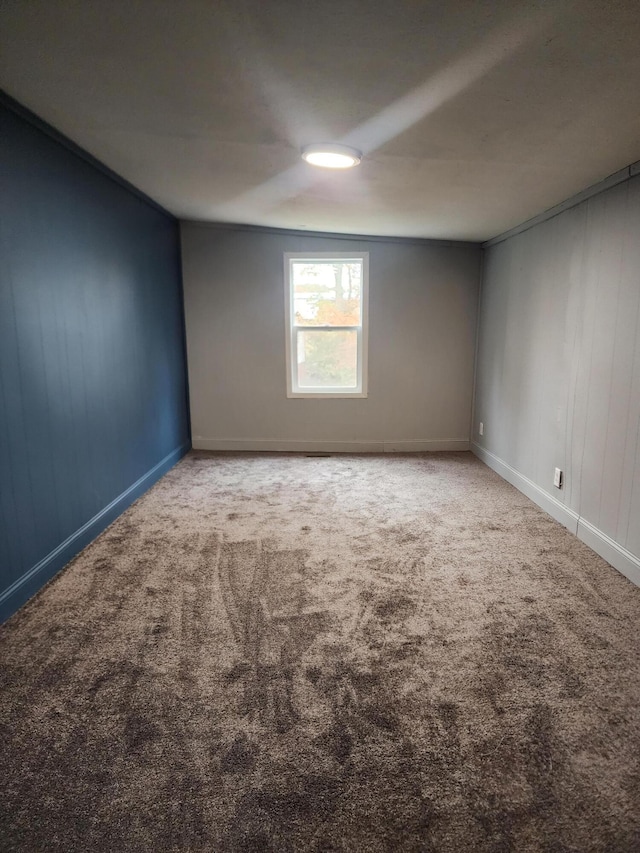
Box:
[474, 175, 640, 582]
[181, 224, 480, 451]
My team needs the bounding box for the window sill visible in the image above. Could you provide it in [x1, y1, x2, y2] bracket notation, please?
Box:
[287, 390, 368, 399]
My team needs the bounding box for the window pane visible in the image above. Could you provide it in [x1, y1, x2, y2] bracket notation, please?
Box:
[292, 261, 362, 327]
[297, 329, 358, 388]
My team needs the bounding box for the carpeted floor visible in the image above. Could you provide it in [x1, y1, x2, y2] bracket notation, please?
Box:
[1, 451, 640, 852]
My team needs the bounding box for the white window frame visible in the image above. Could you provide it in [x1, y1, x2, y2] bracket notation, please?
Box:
[284, 252, 369, 398]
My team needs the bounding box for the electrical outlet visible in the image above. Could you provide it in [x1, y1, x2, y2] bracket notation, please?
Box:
[479, 422, 484, 436]
[554, 468, 563, 489]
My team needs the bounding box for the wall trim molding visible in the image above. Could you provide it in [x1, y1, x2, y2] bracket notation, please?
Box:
[470, 443, 579, 532]
[577, 518, 640, 588]
[471, 442, 640, 588]
[192, 438, 470, 453]
[483, 163, 640, 248]
[0, 442, 191, 624]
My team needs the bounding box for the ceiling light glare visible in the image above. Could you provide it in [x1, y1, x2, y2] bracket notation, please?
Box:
[301, 144, 362, 169]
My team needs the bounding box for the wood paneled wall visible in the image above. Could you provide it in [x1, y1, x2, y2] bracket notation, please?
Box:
[474, 175, 640, 579]
[0, 102, 190, 621]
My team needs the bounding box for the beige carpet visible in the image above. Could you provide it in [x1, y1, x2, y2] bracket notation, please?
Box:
[1, 451, 639, 852]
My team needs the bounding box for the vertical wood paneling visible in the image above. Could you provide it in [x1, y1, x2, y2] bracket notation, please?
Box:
[618, 180, 640, 554]
[562, 204, 588, 510]
[567, 189, 605, 518]
[0, 103, 190, 621]
[476, 212, 583, 510]
[471, 238, 510, 450]
[475, 172, 640, 567]
[597, 184, 636, 539]
[577, 186, 626, 527]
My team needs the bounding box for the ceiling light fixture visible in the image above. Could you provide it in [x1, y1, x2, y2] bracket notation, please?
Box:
[301, 143, 362, 169]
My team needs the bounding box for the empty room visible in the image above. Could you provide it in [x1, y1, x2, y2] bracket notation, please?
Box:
[1, 1, 640, 851]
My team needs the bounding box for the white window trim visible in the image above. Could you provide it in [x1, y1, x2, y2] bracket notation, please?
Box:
[284, 252, 369, 398]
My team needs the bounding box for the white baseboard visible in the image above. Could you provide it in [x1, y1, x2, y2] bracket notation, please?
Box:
[471, 442, 640, 588]
[471, 442, 579, 533]
[192, 438, 470, 453]
[577, 518, 640, 588]
[381, 439, 470, 452]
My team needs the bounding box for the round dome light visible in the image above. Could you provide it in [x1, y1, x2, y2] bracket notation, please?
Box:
[301, 143, 362, 169]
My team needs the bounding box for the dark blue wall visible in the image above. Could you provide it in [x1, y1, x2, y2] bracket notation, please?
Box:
[0, 100, 191, 622]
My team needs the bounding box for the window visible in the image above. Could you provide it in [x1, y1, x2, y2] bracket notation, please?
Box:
[284, 252, 369, 397]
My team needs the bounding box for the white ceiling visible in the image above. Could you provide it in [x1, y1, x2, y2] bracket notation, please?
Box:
[2, 0, 640, 241]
